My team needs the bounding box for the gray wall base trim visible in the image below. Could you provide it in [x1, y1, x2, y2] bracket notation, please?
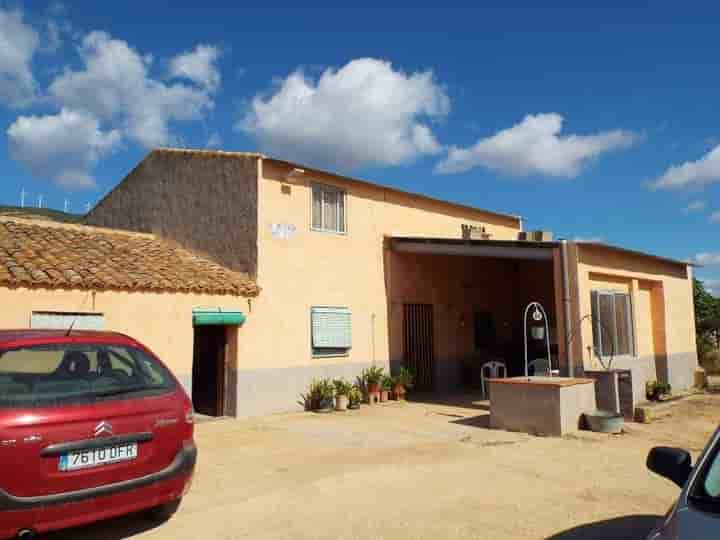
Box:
[235, 362, 385, 418]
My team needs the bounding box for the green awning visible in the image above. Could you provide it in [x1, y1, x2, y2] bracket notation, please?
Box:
[192, 308, 246, 326]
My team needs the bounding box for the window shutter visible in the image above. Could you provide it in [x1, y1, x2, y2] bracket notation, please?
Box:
[311, 307, 351, 349]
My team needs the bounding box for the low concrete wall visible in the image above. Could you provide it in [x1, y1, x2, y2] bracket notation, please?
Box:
[235, 361, 381, 417]
[489, 379, 597, 437]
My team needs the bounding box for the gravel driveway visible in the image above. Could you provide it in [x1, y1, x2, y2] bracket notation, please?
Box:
[44, 392, 720, 540]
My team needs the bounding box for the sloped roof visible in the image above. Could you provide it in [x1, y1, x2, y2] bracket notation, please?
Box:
[0, 218, 259, 297]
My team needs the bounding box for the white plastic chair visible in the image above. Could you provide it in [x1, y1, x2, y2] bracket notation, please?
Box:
[529, 358, 559, 377]
[480, 360, 507, 399]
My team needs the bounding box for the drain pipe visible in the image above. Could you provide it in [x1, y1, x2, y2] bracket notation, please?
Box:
[560, 240, 574, 377]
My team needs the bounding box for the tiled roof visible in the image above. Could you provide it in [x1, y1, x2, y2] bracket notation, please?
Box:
[0, 218, 259, 297]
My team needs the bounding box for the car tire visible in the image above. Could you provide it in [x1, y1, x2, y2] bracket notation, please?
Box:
[145, 498, 182, 522]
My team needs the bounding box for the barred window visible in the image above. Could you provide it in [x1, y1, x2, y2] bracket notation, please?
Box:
[591, 291, 635, 357]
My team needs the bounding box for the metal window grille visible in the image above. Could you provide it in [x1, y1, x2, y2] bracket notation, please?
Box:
[590, 291, 635, 357]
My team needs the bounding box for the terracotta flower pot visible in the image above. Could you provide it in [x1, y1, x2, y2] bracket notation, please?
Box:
[380, 390, 389, 402]
[392, 384, 406, 400]
[367, 382, 381, 394]
[335, 394, 349, 411]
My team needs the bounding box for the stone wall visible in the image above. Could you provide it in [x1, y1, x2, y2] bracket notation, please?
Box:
[86, 149, 259, 277]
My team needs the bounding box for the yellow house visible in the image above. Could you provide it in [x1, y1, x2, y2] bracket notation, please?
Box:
[6, 148, 697, 418]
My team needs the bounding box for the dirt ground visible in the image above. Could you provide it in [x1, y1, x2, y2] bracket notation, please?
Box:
[45, 392, 720, 540]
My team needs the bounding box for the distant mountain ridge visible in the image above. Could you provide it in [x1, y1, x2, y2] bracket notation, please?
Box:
[0, 205, 83, 224]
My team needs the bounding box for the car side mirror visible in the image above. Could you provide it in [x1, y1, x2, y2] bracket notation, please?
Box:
[647, 446, 692, 488]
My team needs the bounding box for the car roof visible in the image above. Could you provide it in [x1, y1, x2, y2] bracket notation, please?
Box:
[0, 329, 137, 346]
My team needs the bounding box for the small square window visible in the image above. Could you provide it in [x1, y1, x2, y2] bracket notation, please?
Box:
[311, 184, 346, 233]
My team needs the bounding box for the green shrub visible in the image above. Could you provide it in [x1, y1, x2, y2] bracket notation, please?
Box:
[381, 375, 393, 391]
[362, 366, 384, 385]
[333, 378, 353, 396]
[393, 367, 415, 388]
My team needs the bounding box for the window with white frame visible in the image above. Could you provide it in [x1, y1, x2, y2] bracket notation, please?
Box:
[311, 307, 351, 356]
[311, 184, 346, 233]
[590, 291, 635, 357]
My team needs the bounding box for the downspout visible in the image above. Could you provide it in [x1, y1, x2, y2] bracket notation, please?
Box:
[560, 240, 574, 377]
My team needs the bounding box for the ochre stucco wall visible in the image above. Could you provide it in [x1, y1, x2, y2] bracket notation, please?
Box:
[228, 158, 522, 412]
[573, 244, 697, 391]
[0, 286, 249, 398]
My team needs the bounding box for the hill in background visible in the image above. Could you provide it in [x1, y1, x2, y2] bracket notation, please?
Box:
[0, 205, 84, 224]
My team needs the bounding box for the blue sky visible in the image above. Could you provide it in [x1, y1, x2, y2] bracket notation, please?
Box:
[0, 2, 718, 293]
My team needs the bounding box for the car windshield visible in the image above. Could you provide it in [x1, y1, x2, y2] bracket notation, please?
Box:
[0, 342, 175, 408]
[689, 431, 720, 511]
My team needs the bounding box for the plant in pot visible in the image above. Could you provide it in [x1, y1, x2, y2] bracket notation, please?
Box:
[333, 378, 352, 411]
[348, 385, 362, 410]
[316, 378, 335, 413]
[392, 367, 414, 400]
[653, 381, 672, 401]
[302, 379, 323, 411]
[362, 366, 384, 396]
[380, 375, 393, 402]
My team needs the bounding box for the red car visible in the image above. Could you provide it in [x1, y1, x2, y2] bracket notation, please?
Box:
[0, 330, 196, 539]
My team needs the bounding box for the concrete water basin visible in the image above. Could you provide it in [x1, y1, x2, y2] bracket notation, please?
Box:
[488, 376, 597, 436]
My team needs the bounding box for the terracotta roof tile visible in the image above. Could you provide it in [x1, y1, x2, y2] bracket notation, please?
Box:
[0, 219, 259, 297]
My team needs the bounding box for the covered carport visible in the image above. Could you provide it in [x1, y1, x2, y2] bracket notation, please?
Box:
[386, 237, 571, 392]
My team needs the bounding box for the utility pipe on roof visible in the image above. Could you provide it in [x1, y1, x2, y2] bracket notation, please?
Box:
[560, 240, 573, 377]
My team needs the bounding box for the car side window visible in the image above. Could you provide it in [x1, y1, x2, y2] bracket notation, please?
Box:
[704, 458, 720, 497]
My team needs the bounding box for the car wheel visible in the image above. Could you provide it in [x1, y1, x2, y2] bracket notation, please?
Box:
[145, 498, 182, 522]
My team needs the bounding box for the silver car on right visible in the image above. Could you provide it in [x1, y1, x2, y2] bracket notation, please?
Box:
[646, 426, 720, 539]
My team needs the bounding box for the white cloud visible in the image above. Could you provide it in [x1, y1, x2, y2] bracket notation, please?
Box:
[238, 58, 449, 170]
[683, 200, 706, 213]
[572, 236, 605, 243]
[49, 31, 219, 148]
[435, 113, 638, 176]
[690, 253, 720, 266]
[711, 211, 720, 223]
[649, 144, 720, 190]
[0, 8, 40, 107]
[7, 108, 121, 189]
[206, 131, 222, 148]
[169, 44, 221, 91]
[705, 279, 720, 296]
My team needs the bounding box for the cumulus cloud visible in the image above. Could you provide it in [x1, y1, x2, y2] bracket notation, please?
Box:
[206, 131, 222, 148]
[49, 31, 219, 148]
[435, 113, 638, 177]
[238, 58, 449, 170]
[705, 279, 720, 296]
[690, 253, 720, 266]
[7, 108, 121, 189]
[572, 236, 605, 243]
[683, 200, 706, 213]
[169, 44, 221, 91]
[0, 7, 40, 107]
[649, 144, 720, 190]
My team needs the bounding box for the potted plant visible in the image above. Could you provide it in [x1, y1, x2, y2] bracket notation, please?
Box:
[348, 385, 362, 410]
[302, 379, 322, 411]
[380, 375, 393, 402]
[333, 378, 352, 411]
[392, 367, 414, 400]
[316, 378, 335, 413]
[646, 380, 672, 401]
[362, 366, 384, 395]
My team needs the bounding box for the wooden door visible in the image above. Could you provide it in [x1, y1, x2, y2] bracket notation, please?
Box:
[403, 304, 434, 391]
[192, 326, 226, 416]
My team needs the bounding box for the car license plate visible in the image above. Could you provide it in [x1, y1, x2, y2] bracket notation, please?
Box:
[59, 443, 138, 471]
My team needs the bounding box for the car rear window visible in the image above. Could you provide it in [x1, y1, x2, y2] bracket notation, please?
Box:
[0, 342, 176, 408]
